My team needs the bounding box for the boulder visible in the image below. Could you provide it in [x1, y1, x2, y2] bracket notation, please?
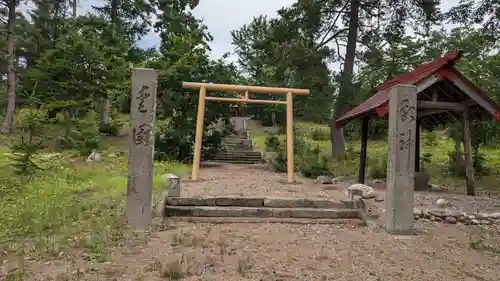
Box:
[347, 184, 376, 200]
[314, 175, 332, 184]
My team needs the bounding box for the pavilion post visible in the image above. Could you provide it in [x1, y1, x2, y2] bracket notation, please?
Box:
[462, 110, 475, 196]
[191, 87, 206, 180]
[415, 119, 420, 172]
[358, 116, 369, 184]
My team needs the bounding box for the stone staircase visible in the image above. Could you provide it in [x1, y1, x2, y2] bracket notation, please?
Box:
[211, 132, 263, 164]
[164, 196, 361, 223]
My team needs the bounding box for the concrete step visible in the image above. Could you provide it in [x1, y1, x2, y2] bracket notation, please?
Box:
[215, 152, 262, 157]
[166, 196, 350, 209]
[212, 156, 262, 160]
[208, 159, 263, 164]
[165, 206, 359, 219]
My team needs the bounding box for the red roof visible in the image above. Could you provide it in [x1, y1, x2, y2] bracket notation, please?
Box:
[335, 51, 464, 127]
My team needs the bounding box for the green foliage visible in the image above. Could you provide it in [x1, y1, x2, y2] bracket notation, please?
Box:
[369, 155, 388, 179]
[298, 145, 331, 178]
[267, 136, 331, 178]
[446, 150, 490, 177]
[264, 134, 280, 152]
[9, 108, 47, 178]
[98, 119, 124, 137]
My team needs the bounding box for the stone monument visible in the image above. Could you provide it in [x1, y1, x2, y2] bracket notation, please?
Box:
[385, 84, 417, 235]
[126, 68, 157, 229]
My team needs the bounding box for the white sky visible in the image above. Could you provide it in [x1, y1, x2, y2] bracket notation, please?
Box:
[28, 0, 462, 64]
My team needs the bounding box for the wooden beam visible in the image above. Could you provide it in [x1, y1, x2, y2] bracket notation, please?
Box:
[462, 111, 475, 196]
[205, 96, 287, 105]
[452, 76, 498, 116]
[191, 87, 206, 180]
[286, 92, 295, 183]
[183, 82, 310, 95]
[358, 116, 369, 184]
[417, 109, 450, 118]
[417, 101, 466, 111]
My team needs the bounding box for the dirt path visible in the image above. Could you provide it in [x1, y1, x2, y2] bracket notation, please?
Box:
[21, 164, 500, 281]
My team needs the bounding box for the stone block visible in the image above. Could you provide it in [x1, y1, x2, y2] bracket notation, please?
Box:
[215, 196, 264, 207]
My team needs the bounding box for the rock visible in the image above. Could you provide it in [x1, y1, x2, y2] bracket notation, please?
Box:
[314, 176, 332, 184]
[332, 176, 344, 183]
[86, 151, 101, 163]
[413, 208, 423, 217]
[107, 153, 117, 158]
[428, 184, 439, 190]
[471, 219, 480, 225]
[375, 195, 385, 202]
[372, 179, 383, 184]
[435, 198, 449, 208]
[428, 210, 447, 218]
[162, 173, 181, 197]
[479, 219, 492, 225]
[489, 212, 500, 219]
[445, 216, 458, 224]
[476, 213, 490, 219]
[347, 184, 376, 200]
[446, 210, 466, 217]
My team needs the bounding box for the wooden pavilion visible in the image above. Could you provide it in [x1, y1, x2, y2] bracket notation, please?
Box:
[334, 50, 500, 196]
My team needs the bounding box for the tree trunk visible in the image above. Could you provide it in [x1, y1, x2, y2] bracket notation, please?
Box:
[100, 0, 120, 125]
[72, 0, 78, 18]
[330, 0, 360, 157]
[1, 0, 17, 134]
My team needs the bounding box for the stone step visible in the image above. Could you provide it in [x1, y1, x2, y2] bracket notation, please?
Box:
[166, 196, 349, 209]
[165, 206, 359, 219]
[222, 144, 253, 149]
[215, 152, 262, 157]
[168, 217, 364, 225]
[209, 159, 263, 164]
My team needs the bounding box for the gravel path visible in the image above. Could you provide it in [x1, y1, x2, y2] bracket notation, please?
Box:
[26, 164, 500, 281]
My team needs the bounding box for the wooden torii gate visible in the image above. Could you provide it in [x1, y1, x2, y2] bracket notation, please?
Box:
[182, 82, 310, 183]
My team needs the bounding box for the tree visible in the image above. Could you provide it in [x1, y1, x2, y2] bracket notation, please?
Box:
[0, 0, 20, 133]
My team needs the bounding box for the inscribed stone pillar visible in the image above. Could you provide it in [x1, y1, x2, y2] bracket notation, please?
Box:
[126, 68, 157, 229]
[385, 84, 417, 235]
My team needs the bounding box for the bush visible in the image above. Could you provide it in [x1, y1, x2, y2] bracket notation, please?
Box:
[369, 155, 387, 179]
[310, 127, 330, 141]
[268, 137, 331, 178]
[9, 107, 47, 178]
[446, 150, 490, 177]
[298, 145, 331, 178]
[98, 120, 124, 136]
[265, 135, 280, 152]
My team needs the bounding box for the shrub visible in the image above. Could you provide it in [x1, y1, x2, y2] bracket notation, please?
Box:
[265, 135, 280, 152]
[9, 107, 47, 178]
[446, 150, 490, 177]
[298, 145, 331, 178]
[369, 155, 387, 179]
[310, 127, 330, 141]
[98, 120, 124, 136]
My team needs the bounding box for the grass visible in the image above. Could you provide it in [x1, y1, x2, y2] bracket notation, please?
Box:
[250, 121, 500, 192]
[0, 134, 190, 261]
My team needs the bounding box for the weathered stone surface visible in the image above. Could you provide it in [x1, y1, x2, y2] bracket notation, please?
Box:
[162, 173, 181, 197]
[435, 198, 449, 208]
[272, 208, 293, 218]
[263, 198, 345, 209]
[164, 206, 359, 219]
[241, 207, 274, 218]
[314, 175, 332, 184]
[445, 216, 457, 224]
[385, 85, 417, 235]
[215, 196, 264, 207]
[166, 197, 217, 206]
[347, 184, 376, 200]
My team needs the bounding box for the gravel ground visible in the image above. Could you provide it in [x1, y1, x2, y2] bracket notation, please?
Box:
[23, 164, 500, 281]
